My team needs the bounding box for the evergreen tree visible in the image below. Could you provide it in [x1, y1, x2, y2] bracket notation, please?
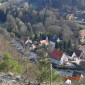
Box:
[0, 9, 6, 22]
[34, 33, 38, 41]
[63, 41, 68, 51]
[42, 34, 46, 40]
[0, 53, 22, 74]
[37, 54, 57, 83]
[58, 32, 63, 40]
[55, 42, 59, 49]
[59, 42, 62, 51]
[67, 39, 72, 49]
[6, 14, 18, 33]
[27, 23, 33, 39]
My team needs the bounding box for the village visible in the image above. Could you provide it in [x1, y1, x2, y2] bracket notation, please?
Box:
[7, 28, 85, 84]
[1, 0, 85, 85]
[11, 29, 85, 66]
[9, 27, 85, 84]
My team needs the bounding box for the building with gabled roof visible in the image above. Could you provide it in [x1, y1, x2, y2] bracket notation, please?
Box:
[51, 49, 68, 65]
[66, 50, 84, 60]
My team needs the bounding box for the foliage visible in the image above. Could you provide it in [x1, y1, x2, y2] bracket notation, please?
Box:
[79, 24, 85, 29]
[2, 0, 8, 3]
[55, 40, 72, 52]
[0, 53, 22, 74]
[37, 54, 57, 83]
[0, 9, 6, 22]
[27, 23, 33, 39]
[55, 42, 59, 49]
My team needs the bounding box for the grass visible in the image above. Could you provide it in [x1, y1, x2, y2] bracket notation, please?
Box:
[80, 11, 85, 14]
[79, 24, 85, 29]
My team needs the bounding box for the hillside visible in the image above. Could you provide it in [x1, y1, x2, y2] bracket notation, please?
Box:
[0, 30, 39, 83]
[0, 0, 85, 85]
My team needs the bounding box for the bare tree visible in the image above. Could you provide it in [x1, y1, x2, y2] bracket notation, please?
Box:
[20, 24, 28, 36]
[32, 22, 45, 33]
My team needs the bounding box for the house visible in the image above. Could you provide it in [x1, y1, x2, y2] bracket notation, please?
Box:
[50, 35, 58, 43]
[51, 49, 68, 65]
[66, 50, 84, 60]
[73, 17, 78, 20]
[80, 29, 85, 43]
[46, 36, 48, 41]
[57, 38, 61, 43]
[30, 44, 36, 50]
[50, 35, 58, 48]
[40, 40, 49, 46]
[66, 14, 74, 20]
[25, 39, 32, 45]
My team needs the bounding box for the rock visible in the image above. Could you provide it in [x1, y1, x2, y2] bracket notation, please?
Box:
[8, 72, 14, 77]
[0, 72, 39, 85]
[15, 75, 21, 80]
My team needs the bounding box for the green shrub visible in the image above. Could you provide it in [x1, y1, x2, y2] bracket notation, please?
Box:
[0, 53, 23, 74]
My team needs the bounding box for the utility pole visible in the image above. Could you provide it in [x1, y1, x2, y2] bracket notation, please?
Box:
[50, 64, 52, 85]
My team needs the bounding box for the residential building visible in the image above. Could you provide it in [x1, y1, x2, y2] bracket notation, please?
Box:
[66, 50, 84, 60]
[51, 49, 68, 65]
[40, 40, 49, 46]
[50, 35, 58, 48]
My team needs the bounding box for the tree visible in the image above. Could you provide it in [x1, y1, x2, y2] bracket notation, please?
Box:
[55, 42, 59, 49]
[37, 54, 57, 83]
[33, 22, 45, 33]
[63, 41, 68, 51]
[41, 34, 46, 40]
[27, 23, 33, 39]
[34, 33, 38, 41]
[67, 39, 72, 49]
[0, 9, 6, 22]
[59, 42, 63, 51]
[20, 24, 28, 36]
[58, 32, 63, 40]
[0, 53, 22, 74]
[6, 14, 18, 33]
[48, 25, 62, 35]
[22, 2, 29, 11]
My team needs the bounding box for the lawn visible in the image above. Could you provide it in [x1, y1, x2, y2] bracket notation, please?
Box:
[79, 24, 85, 29]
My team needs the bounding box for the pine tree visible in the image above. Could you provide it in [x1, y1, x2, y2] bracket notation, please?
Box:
[67, 39, 72, 49]
[59, 32, 63, 40]
[27, 23, 33, 39]
[63, 41, 68, 51]
[55, 42, 59, 49]
[37, 54, 57, 83]
[0, 53, 22, 74]
[34, 33, 38, 41]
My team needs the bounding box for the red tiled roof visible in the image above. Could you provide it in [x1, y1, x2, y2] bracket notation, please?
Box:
[51, 49, 63, 61]
[80, 29, 85, 37]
